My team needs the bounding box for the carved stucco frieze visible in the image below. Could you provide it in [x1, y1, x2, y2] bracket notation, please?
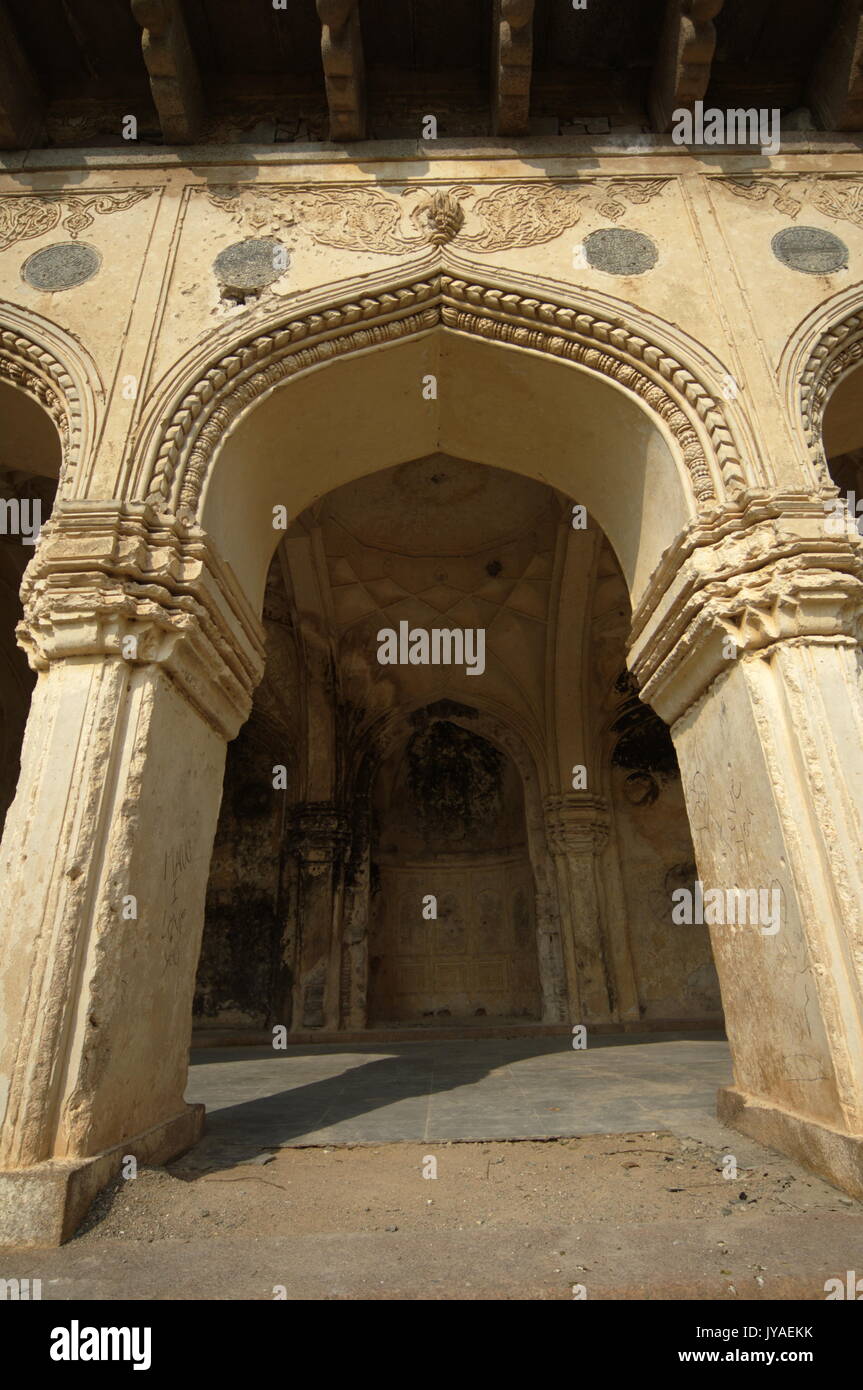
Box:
[715, 175, 863, 232]
[0, 190, 154, 254]
[143, 269, 746, 521]
[16, 502, 265, 739]
[203, 179, 671, 255]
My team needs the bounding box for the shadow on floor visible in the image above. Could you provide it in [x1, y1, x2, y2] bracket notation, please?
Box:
[176, 1032, 729, 1175]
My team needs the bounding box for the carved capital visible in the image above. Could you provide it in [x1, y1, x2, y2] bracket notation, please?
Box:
[629, 501, 863, 724]
[544, 794, 610, 856]
[290, 802, 351, 873]
[17, 501, 265, 739]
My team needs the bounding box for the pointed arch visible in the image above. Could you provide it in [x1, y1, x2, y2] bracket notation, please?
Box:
[135, 251, 755, 523]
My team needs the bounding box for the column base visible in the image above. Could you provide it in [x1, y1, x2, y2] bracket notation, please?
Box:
[0, 1103, 204, 1248]
[718, 1085, 863, 1200]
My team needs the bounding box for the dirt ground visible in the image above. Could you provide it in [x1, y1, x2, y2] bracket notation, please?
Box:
[1, 1128, 844, 1299]
[78, 1130, 851, 1243]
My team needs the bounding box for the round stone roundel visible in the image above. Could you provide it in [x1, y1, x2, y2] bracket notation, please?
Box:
[22, 242, 101, 291]
[771, 226, 848, 275]
[213, 238, 288, 293]
[583, 228, 658, 276]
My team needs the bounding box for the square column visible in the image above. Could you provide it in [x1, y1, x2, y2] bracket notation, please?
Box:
[631, 503, 863, 1196]
[0, 503, 264, 1244]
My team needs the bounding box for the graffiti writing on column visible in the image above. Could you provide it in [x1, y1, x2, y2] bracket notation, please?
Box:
[689, 766, 757, 871]
[162, 840, 194, 976]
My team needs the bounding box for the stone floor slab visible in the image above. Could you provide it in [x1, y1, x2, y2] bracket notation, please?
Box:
[185, 1033, 731, 1158]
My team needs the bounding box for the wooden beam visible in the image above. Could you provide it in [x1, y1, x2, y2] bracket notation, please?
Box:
[808, 0, 863, 132]
[492, 0, 535, 137]
[131, 0, 204, 144]
[0, 2, 43, 150]
[316, 0, 366, 142]
[649, 0, 725, 135]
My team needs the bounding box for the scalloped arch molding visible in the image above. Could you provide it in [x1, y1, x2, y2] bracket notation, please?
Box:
[138, 262, 754, 526]
[0, 301, 101, 494]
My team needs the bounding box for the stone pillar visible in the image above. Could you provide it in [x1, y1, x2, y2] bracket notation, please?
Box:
[0, 502, 264, 1245]
[544, 792, 614, 1022]
[630, 501, 863, 1197]
[290, 801, 350, 1031]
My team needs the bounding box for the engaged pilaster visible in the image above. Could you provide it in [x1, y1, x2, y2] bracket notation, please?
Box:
[544, 792, 614, 1022]
[290, 802, 351, 1030]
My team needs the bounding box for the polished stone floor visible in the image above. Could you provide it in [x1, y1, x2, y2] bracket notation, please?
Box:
[183, 1032, 732, 1167]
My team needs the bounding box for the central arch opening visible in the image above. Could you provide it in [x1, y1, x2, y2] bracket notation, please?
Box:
[192, 452, 721, 1042]
[180, 313, 728, 1160]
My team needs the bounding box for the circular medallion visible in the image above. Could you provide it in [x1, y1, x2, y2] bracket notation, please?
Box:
[771, 226, 848, 275]
[213, 238, 289, 294]
[583, 228, 658, 276]
[22, 242, 101, 291]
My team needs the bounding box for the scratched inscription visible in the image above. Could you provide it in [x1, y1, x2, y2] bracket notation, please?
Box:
[162, 840, 193, 975]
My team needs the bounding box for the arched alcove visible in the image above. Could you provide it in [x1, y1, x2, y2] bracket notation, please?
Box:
[192, 447, 716, 1041]
[199, 330, 688, 617]
[368, 709, 542, 1025]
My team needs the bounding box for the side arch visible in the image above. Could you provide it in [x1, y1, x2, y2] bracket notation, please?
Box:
[0, 300, 103, 500]
[780, 282, 863, 491]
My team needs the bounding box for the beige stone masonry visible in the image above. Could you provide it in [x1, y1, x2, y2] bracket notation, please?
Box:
[0, 505, 264, 1244]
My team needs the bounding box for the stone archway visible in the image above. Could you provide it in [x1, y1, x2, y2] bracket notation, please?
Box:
[780, 284, 863, 530]
[129, 253, 756, 617]
[3, 261, 863, 1247]
[0, 304, 105, 835]
[781, 283, 863, 478]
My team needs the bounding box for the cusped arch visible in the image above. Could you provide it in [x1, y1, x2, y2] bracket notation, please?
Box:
[780, 282, 863, 490]
[0, 300, 102, 498]
[136, 251, 755, 524]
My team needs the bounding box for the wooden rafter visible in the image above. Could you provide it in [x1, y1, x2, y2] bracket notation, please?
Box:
[316, 0, 366, 142]
[808, 0, 863, 132]
[492, 0, 535, 137]
[131, 0, 204, 144]
[649, 0, 725, 135]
